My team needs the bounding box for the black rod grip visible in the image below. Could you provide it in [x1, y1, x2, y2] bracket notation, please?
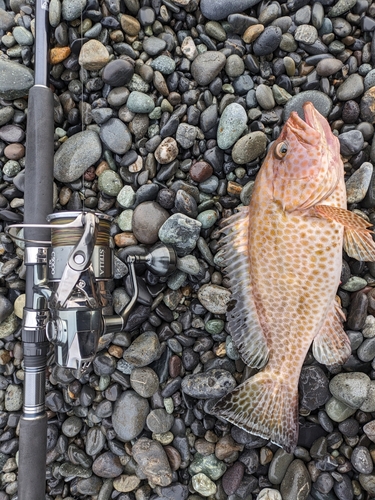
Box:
[18, 414, 47, 500]
[24, 85, 54, 243]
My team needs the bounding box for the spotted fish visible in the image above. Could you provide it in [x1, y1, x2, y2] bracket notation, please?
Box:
[212, 102, 375, 453]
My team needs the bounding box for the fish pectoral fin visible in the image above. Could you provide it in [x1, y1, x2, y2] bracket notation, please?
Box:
[313, 301, 351, 366]
[212, 373, 299, 453]
[315, 204, 375, 261]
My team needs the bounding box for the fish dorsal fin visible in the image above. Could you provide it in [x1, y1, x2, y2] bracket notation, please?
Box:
[315, 205, 375, 261]
[313, 300, 351, 366]
[221, 207, 269, 369]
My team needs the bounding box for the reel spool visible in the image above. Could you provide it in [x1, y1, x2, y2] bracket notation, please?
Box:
[8, 211, 177, 374]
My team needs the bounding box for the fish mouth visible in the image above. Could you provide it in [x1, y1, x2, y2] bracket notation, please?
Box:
[283, 106, 321, 146]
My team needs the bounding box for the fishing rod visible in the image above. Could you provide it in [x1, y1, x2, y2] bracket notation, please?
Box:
[14, 2, 178, 499]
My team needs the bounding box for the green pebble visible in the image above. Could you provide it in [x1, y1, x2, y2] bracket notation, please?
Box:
[164, 397, 174, 414]
[98, 170, 123, 197]
[222, 84, 235, 93]
[240, 181, 255, 205]
[189, 453, 227, 481]
[205, 21, 227, 41]
[148, 124, 159, 137]
[196, 210, 218, 229]
[226, 335, 240, 360]
[340, 276, 367, 292]
[117, 210, 133, 232]
[3, 160, 20, 177]
[205, 319, 225, 335]
[325, 397, 356, 422]
[117, 185, 136, 208]
[167, 270, 187, 290]
[149, 106, 162, 119]
[127, 91, 155, 114]
[99, 376, 111, 391]
[150, 55, 176, 75]
[127, 74, 150, 93]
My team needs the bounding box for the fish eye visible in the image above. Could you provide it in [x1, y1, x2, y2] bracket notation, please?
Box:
[275, 141, 288, 159]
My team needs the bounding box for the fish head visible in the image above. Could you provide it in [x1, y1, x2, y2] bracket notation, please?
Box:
[268, 102, 342, 212]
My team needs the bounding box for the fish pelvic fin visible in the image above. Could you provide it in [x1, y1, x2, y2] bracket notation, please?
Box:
[221, 207, 269, 369]
[212, 372, 299, 453]
[314, 204, 375, 261]
[313, 301, 351, 366]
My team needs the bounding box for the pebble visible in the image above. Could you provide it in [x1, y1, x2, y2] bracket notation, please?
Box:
[191, 473, 217, 496]
[159, 213, 201, 256]
[268, 449, 294, 485]
[92, 452, 123, 478]
[102, 59, 134, 86]
[100, 117, 132, 155]
[329, 372, 370, 408]
[132, 201, 169, 245]
[78, 39, 109, 70]
[126, 91, 155, 114]
[98, 170, 123, 197]
[253, 26, 282, 56]
[217, 103, 248, 150]
[0, 59, 34, 99]
[198, 284, 231, 314]
[257, 489, 282, 500]
[232, 131, 267, 164]
[200, 0, 260, 20]
[4, 384, 22, 412]
[191, 51, 227, 86]
[351, 446, 373, 474]
[337, 74, 365, 101]
[181, 369, 236, 398]
[346, 162, 373, 203]
[280, 459, 311, 500]
[283, 91, 332, 120]
[112, 391, 149, 442]
[154, 137, 179, 164]
[132, 437, 173, 487]
[54, 130, 102, 183]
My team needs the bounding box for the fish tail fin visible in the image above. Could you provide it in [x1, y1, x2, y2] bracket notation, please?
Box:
[212, 372, 299, 453]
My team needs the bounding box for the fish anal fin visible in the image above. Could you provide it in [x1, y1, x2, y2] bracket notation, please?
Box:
[344, 228, 375, 262]
[315, 205, 375, 262]
[212, 373, 299, 453]
[222, 207, 269, 369]
[313, 301, 351, 366]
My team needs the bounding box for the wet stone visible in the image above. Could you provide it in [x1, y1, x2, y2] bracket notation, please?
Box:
[62, 416, 83, 437]
[339, 130, 364, 156]
[130, 367, 159, 398]
[54, 130, 102, 183]
[159, 213, 201, 257]
[299, 365, 330, 411]
[337, 74, 364, 101]
[268, 448, 294, 485]
[123, 331, 161, 367]
[85, 427, 106, 456]
[329, 372, 370, 408]
[100, 118, 132, 155]
[191, 51, 227, 86]
[280, 459, 311, 500]
[98, 170, 123, 197]
[92, 451, 123, 478]
[181, 369, 236, 399]
[346, 162, 373, 203]
[132, 201, 169, 245]
[257, 490, 282, 500]
[200, 0, 261, 20]
[146, 409, 174, 434]
[150, 55, 176, 75]
[102, 59, 134, 86]
[112, 391, 149, 442]
[217, 103, 248, 150]
[132, 437, 173, 487]
[283, 91, 332, 120]
[351, 446, 373, 474]
[232, 131, 267, 164]
[253, 26, 282, 56]
[0, 59, 34, 99]
[126, 91, 155, 114]
[198, 284, 231, 314]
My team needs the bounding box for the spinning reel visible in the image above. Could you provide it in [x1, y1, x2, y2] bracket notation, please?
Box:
[9, 211, 177, 374]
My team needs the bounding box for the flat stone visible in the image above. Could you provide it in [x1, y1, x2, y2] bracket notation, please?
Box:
[102, 59, 134, 86]
[200, 0, 262, 20]
[123, 331, 161, 367]
[337, 74, 364, 101]
[98, 170, 123, 197]
[191, 51, 227, 86]
[92, 452, 123, 478]
[132, 201, 169, 244]
[283, 90, 332, 120]
[126, 91, 155, 114]
[78, 39, 109, 70]
[232, 131, 267, 164]
[100, 117, 132, 154]
[328, 0, 357, 17]
[217, 103, 248, 150]
[132, 437, 173, 486]
[198, 284, 231, 314]
[346, 162, 373, 203]
[280, 460, 311, 500]
[294, 25, 318, 44]
[0, 59, 34, 100]
[339, 129, 364, 156]
[54, 130, 102, 182]
[325, 397, 356, 422]
[61, 0, 86, 21]
[268, 449, 294, 485]
[329, 372, 370, 408]
[181, 369, 236, 399]
[253, 26, 282, 56]
[112, 391, 149, 442]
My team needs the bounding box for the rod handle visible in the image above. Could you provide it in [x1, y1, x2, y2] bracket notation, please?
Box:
[18, 414, 47, 500]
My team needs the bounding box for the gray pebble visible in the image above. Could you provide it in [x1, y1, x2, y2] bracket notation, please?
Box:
[336, 74, 364, 101]
[283, 91, 332, 120]
[280, 459, 311, 500]
[123, 331, 161, 367]
[329, 372, 370, 408]
[191, 51, 227, 86]
[0, 59, 34, 99]
[159, 213, 201, 257]
[100, 117, 132, 154]
[217, 103, 247, 150]
[112, 391, 149, 442]
[346, 162, 373, 203]
[198, 284, 231, 314]
[181, 369, 236, 399]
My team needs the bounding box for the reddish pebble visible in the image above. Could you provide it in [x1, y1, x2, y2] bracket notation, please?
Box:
[84, 166, 96, 181]
[189, 161, 213, 182]
[221, 461, 245, 496]
[164, 445, 182, 471]
[4, 143, 24, 160]
[169, 354, 181, 378]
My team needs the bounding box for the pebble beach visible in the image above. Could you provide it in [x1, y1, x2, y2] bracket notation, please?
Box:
[2, 0, 375, 499]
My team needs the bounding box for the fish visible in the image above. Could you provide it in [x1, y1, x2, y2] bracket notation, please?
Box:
[212, 102, 375, 453]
